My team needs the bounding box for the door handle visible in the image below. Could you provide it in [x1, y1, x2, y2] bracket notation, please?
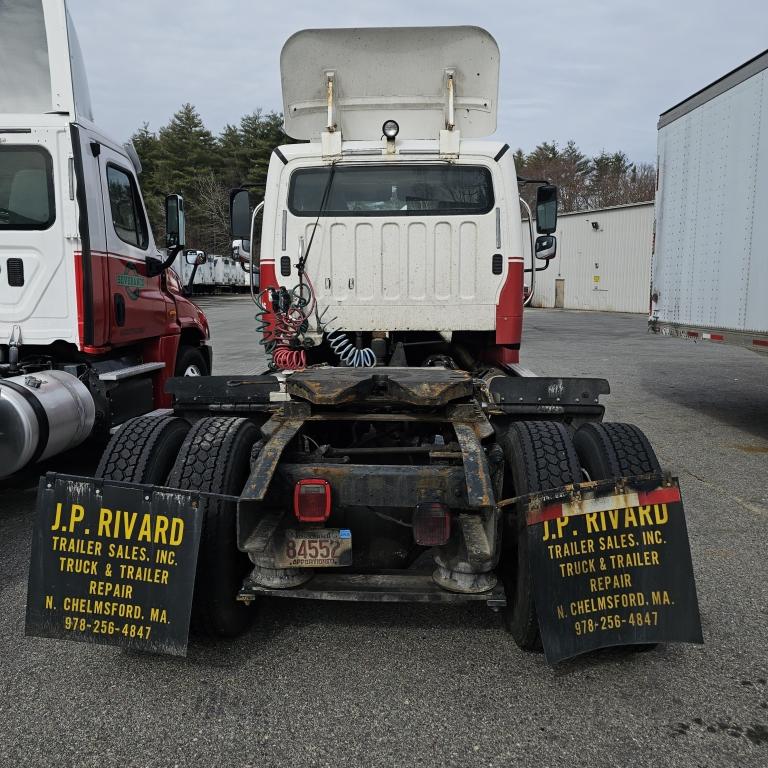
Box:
[114, 294, 126, 326]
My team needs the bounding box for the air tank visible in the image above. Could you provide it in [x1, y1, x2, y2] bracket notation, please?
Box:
[0, 370, 95, 477]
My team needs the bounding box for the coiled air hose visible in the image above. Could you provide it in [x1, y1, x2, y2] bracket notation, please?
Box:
[326, 329, 376, 367]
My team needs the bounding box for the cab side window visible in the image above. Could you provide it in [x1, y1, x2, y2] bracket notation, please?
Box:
[106, 164, 148, 249]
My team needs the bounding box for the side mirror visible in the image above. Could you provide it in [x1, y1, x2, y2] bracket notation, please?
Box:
[232, 238, 250, 256]
[165, 194, 186, 248]
[534, 235, 557, 261]
[185, 250, 206, 265]
[535, 184, 558, 235]
[230, 189, 251, 240]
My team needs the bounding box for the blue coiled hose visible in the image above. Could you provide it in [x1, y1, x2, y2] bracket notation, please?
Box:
[326, 328, 376, 367]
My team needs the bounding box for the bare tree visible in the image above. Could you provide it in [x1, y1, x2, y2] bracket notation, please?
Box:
[189, 171, 231, 255]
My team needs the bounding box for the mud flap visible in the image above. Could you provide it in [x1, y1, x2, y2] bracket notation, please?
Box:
[25, 474, 204, 656]
[524, 475, 703, 665]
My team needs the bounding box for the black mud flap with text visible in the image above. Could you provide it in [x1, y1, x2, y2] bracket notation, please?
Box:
[26, 474, 203, 657]
[526, 476, 703, 665]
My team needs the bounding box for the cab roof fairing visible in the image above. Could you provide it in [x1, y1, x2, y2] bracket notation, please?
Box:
[280, 26, 500, 142]
[0, 0, 93, 122]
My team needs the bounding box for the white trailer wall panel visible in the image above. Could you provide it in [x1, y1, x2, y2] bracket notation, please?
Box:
[525, 203, 654, 313]
[652, 51, 768, 337]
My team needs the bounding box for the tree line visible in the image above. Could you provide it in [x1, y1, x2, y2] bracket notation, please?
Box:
[515, 141, 655, 217]
[131, 105, 655, 255]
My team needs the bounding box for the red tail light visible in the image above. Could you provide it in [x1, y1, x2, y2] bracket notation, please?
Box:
[294, 479, 331, 522]
[413, 502, 451, 546]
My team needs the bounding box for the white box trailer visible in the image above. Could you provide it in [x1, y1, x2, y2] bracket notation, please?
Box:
[650, 49, 768, 354]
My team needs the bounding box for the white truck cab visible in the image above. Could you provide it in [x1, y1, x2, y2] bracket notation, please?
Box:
[233, 27, 558, 371]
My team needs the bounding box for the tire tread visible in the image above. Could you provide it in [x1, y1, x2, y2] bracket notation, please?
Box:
[96, 413, 189, 484]
[167, 416, 258, 637]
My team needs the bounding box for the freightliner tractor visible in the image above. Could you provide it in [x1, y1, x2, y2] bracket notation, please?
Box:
[26, 24, 702, 663]
[0, 0, 211, 479]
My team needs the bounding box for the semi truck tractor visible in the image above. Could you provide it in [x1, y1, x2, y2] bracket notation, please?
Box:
[651, 48, 768, 354]
[0, 0, 211, 478]
[27, 25, 701, 663]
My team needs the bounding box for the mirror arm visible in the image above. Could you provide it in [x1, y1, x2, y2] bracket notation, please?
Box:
[148, 244, 183, 278]
[183, 259, 201, 296]
[523, 261, 554, 274]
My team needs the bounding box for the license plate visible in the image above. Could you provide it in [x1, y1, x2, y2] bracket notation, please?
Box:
[275, 528, 352, 568]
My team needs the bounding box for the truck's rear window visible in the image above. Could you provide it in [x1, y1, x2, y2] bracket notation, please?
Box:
[0, 146, 55, 230]
[288, 164, 494, 217]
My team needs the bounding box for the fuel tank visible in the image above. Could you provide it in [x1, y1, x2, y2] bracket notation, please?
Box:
[0, 370, 95, 478]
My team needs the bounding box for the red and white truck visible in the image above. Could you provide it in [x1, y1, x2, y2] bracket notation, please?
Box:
[0, 0, 211, 477]
[651, 48, 768, 354]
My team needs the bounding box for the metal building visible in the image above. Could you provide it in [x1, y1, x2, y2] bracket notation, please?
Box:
[524, 201, 654, 313]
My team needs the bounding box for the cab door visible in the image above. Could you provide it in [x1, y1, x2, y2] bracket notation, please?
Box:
[95, 144, 170, 346]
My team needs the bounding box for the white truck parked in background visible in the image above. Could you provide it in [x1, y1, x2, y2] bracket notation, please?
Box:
[651, 48, 768, 354]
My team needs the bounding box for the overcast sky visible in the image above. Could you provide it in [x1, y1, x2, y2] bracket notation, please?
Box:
[67, 0, 767, 163]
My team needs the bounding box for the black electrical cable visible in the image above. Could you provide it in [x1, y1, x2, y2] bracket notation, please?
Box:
[296, 162, 337, 277]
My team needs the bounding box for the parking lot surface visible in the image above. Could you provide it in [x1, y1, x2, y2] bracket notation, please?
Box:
[1, 298, 766, 768]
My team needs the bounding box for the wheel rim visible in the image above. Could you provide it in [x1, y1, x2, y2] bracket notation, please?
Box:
[184, 364, 202, 376]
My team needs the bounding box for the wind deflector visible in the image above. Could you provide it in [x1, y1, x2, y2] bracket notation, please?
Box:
[0, 0, 52, 114]
[0, 0, 93, 120]
[280, 26, 499, 141]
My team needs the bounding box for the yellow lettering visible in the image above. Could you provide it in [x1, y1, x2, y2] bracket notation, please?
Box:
[154, 515, 169, 544]
[638, 505, 653, 526]
[122, 510, 138, 539]
[97, 507, 113, 537]
[137, 514, 152, 543]
[69, 504, 85, 531]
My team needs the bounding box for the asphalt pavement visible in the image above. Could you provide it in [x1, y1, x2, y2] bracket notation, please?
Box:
[1, 298, 766, 768]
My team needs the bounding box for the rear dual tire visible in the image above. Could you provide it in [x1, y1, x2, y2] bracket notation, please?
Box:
[573, 422, 662, 654]
[167, 416, 261, 638]
[96, 413, 261, 639]
[96, 413, 191, 484]
[498, 421, 582, 651]
[573, 422, 661, 481]
[498, 420, 661, 653]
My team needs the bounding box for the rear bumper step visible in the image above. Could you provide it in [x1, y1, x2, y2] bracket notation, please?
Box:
[239, 570, 507, 608]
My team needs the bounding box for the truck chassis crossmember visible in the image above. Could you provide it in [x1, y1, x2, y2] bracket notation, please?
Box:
[159, 367, 612, 609]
